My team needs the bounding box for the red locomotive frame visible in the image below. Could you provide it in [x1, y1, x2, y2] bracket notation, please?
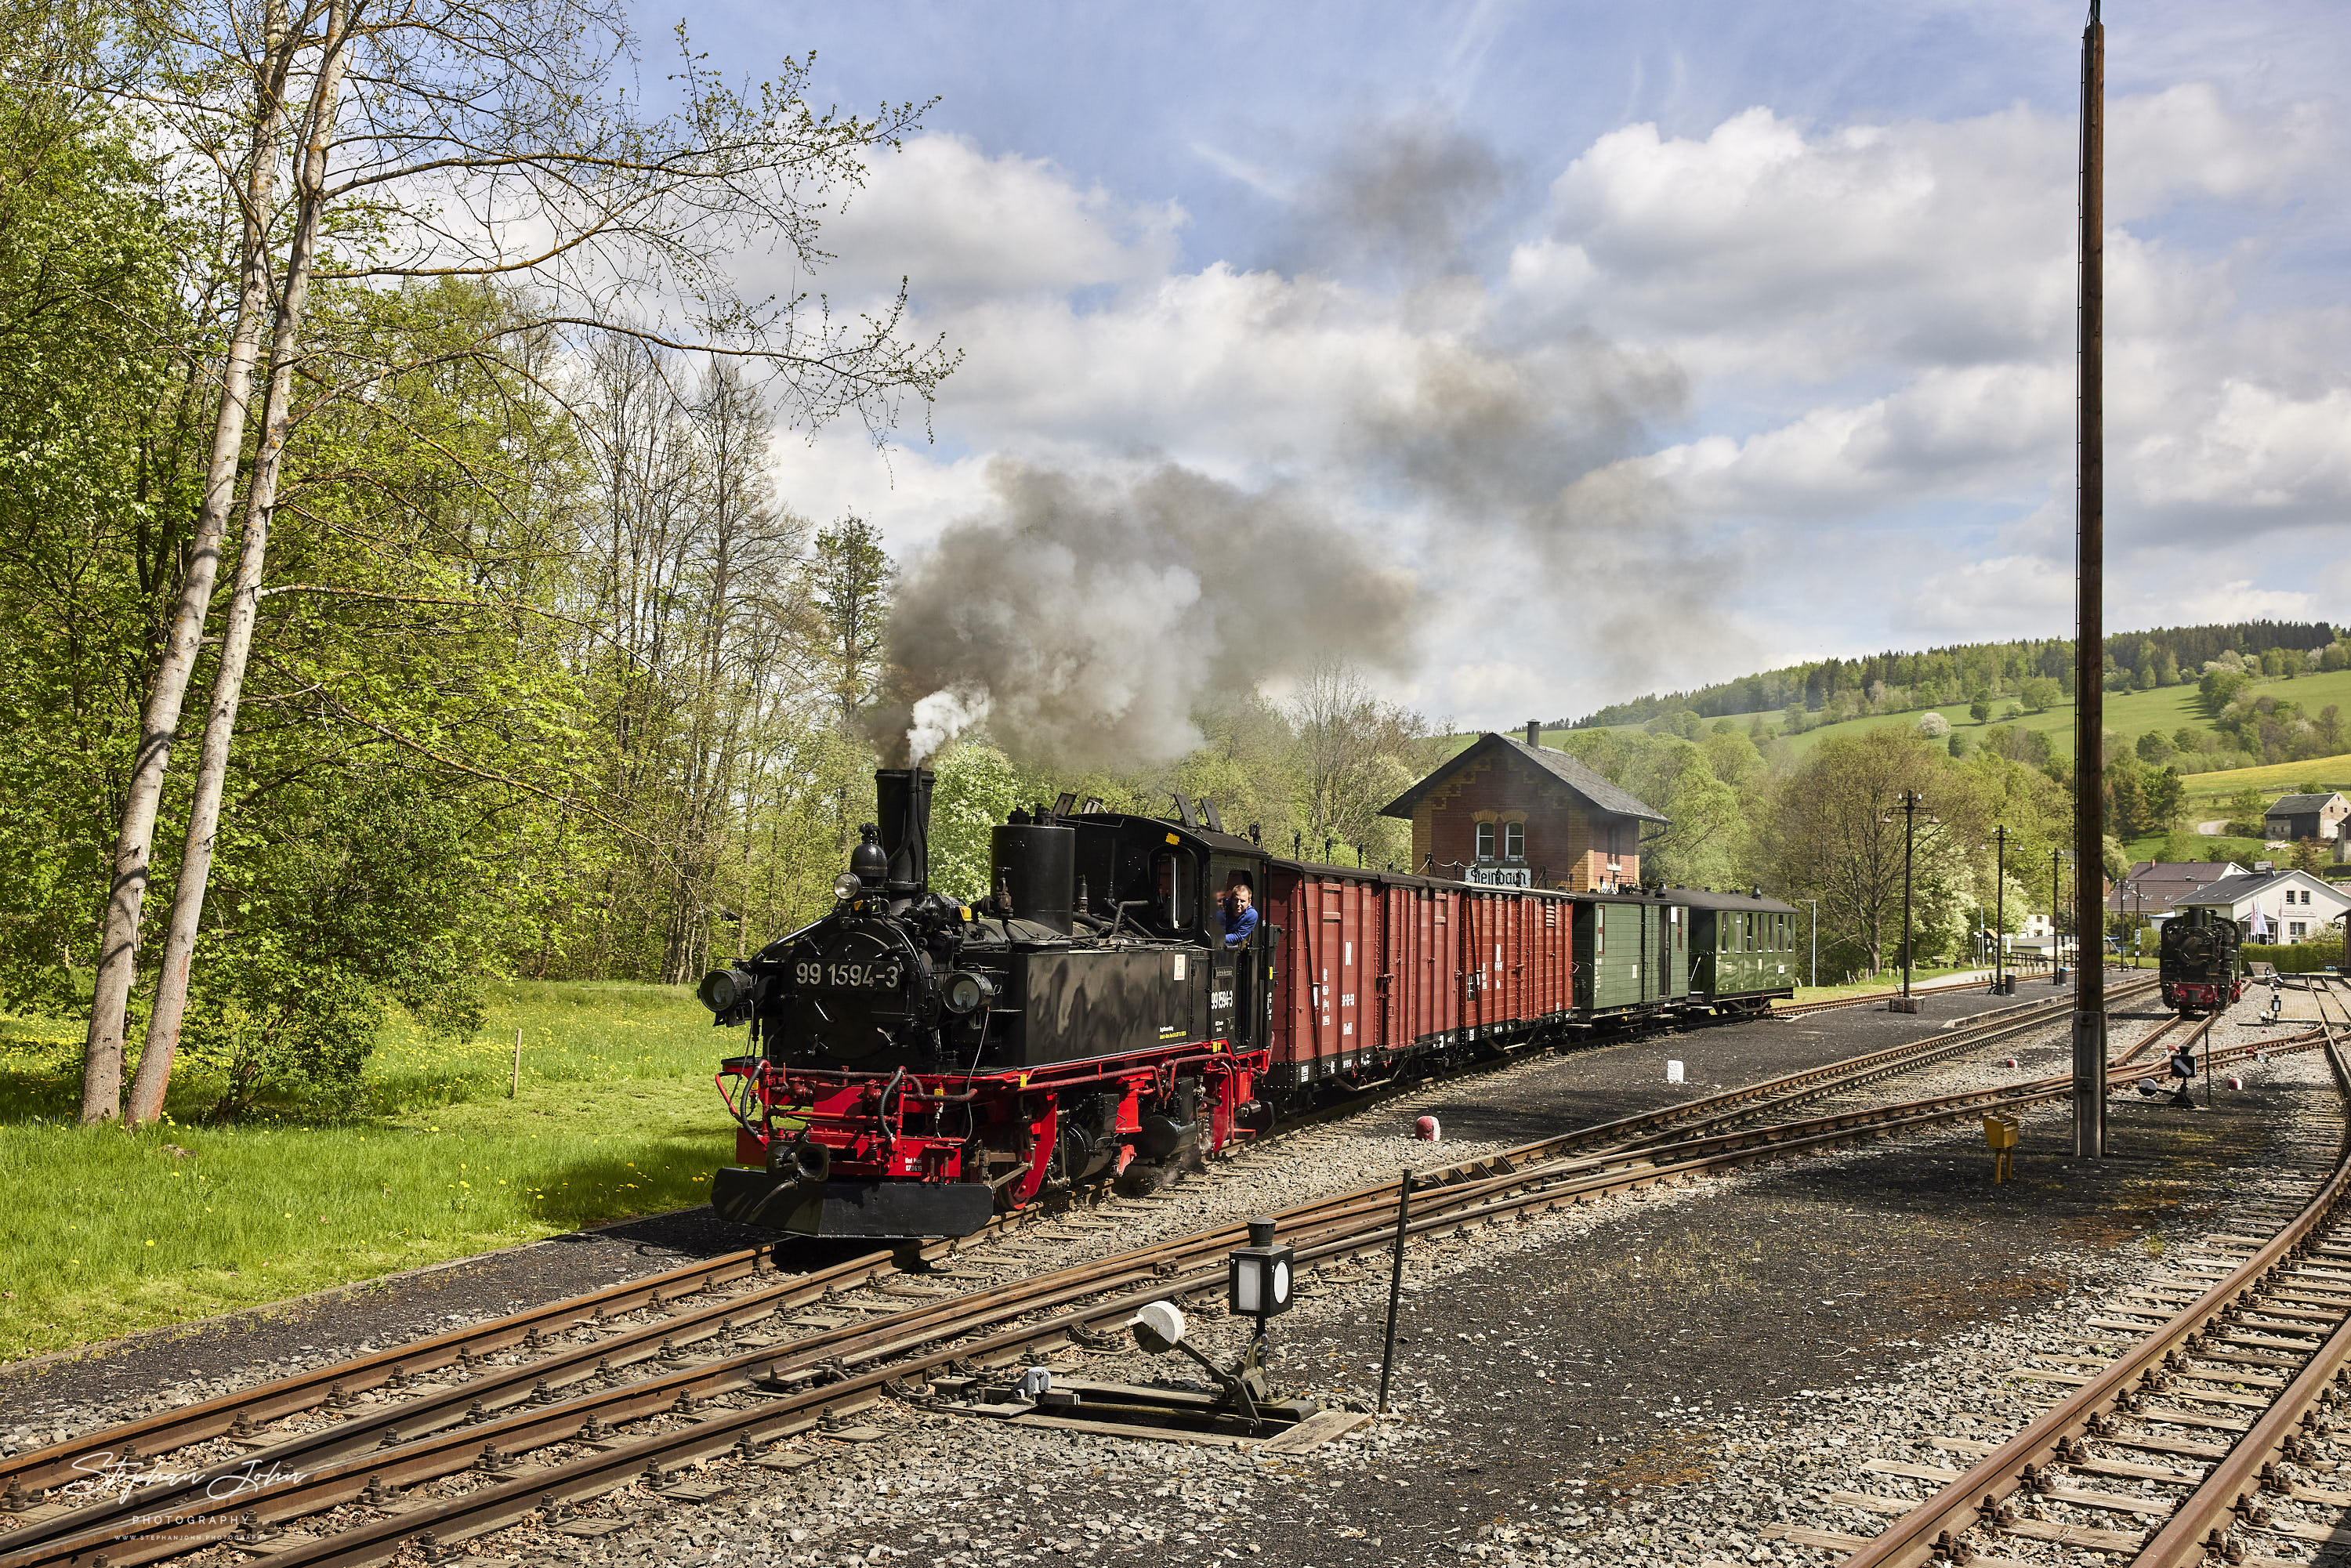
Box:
[716, 1038, 1266, 1212]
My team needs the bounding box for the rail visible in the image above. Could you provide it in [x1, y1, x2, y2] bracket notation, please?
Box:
[1837, 975, 2351, 1567]
[0, 981, 2225, 1568]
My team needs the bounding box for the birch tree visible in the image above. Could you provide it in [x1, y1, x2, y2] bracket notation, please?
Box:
[85, 0, 953, 1123]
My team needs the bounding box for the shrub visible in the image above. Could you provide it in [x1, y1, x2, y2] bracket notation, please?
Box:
[1917, 712, 1951, 739]
[2242, 940, 2342, 974]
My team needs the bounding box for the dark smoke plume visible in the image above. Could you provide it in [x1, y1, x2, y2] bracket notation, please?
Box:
[1274, 111, 1509, 284]
[878, 112, 1723, 760]
[878, 462, 1421, 766]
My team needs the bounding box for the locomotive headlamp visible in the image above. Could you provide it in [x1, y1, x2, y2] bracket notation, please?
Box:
[1229, 1216, 1294, 1320]
[941, 971, 996, 1016]
[697, 967, 755, 1016]
[832, 871, 863, 902]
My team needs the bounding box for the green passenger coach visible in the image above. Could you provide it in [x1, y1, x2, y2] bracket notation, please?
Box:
[1682, 888, 1801, 1015]
[1568, 891, 1691, 1016]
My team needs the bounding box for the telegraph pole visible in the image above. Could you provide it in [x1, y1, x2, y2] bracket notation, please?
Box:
[2072, 0, 2108, 1157]
[1884, 791, 1933, 1012]
[1994, 825, 2009, 994]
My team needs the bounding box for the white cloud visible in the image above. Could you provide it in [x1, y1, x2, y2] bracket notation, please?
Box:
[761, 87, 2349, 733]
[759, 133, 1182, 304]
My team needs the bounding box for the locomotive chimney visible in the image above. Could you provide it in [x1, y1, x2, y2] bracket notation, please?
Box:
[1524, 720, 1541, 749]
[874, 768, 935, 896]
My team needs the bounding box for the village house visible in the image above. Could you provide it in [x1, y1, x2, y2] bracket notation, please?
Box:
[2106, 860, 2247, 922]
[1380, 724, 1668, 893]
[2171, 867, 2351, 944]
[2265, 791, 2349, 843]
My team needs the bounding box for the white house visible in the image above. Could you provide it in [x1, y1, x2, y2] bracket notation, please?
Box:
[2171, 868, 2351, 944]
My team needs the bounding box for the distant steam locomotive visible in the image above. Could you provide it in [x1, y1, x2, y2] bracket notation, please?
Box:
[701, 767, 1798, 1239]
[2158, 907, 2244, 1016]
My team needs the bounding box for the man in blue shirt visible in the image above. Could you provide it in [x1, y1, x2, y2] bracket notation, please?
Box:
[1218, 882, 1258, 948]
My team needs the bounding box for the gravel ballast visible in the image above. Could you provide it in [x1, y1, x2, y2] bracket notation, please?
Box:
[12, 973, 2276, 1568]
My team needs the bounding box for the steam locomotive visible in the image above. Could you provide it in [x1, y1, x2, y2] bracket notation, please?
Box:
[2158, 907, 2244, 1016]
[701, 766, 1798, 1239]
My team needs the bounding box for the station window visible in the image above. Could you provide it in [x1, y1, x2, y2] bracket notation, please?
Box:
[1476, 822, 1495, 862]
[1503, 822, 1524, 860]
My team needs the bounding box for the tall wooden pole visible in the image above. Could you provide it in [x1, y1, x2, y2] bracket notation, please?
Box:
[2072, 0, 2107, 1157]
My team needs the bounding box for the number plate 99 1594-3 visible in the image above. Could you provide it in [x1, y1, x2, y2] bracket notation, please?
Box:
[795, 960, 902, 990]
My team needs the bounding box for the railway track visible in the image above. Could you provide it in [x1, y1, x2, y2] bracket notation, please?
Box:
[0, 971, 2149, 1504]
[1772, 966, 2105, 1019]
[1833, 975, 2351, 1568]
[0, 974, 2190, 1568]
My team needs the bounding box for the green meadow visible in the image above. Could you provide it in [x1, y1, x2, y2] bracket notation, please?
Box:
[0, 983, 744, 1362]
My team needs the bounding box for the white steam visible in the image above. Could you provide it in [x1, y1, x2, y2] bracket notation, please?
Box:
[907, 688, 991, 767]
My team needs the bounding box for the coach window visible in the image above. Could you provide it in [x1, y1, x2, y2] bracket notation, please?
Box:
[1503, 822, 1525, 861]
[1476, 822, 1495, 862]
[1154, 849, 1195, 930]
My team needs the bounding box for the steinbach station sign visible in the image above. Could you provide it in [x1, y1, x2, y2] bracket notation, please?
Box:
[1464, 864, 1534, 888]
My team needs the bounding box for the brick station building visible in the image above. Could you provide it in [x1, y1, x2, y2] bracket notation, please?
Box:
[1381, 723, 1668, 893]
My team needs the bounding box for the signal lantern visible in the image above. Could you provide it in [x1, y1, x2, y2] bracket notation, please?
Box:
[1228, 1217, 1293, 1320]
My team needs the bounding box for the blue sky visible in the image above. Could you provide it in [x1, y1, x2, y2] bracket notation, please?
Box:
[681, 1, 2351, 751]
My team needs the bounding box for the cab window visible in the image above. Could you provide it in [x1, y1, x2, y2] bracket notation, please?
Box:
[1154, 849, 1195, 930]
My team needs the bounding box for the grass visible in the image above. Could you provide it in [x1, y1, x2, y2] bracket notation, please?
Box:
[2176, 752, 2351, 808]
[0, 982, 744, 1363]
[1785, 964, 2004, 1004]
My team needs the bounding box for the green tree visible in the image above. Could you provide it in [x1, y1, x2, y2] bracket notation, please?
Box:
[2200, 668, 2248, 715]
[928, 741, 1023, 902]
[2143, 768, 2184, 835]
[2225, 786, 2266, 838]
[2106, 760, 2147, 839]
[807, 516, 894, 726]
[77, 1, 955, 1122]
[1758, 730, 1986, 975]
[1625, 739, 1746, 889]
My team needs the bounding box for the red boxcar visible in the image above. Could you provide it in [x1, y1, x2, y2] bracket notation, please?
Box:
[1265, 864, 1575, 1091]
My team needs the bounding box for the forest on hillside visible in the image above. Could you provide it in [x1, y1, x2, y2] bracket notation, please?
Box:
[1568, 622, 2345, 742]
